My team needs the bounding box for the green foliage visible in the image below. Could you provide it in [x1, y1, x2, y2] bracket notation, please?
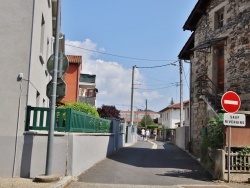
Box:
[95, 120, 111, 133]
[238, 147, 250, 155]
[161, 125, 167, 130]
[140, 114, 158, 128]
[201, 117, 224, 149]
[59, 102, 99, 117]
[97, 105, 121, 119]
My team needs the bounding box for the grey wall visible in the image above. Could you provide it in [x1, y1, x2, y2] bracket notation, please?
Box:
[0, 0, 53, 177]
[70, 134, 115, 177]
[6, 130, 124, 178]
[175, 126, 189, 150]
[0, 0, 34, 177]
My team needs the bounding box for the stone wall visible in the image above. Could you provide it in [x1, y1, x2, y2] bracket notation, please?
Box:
[190, 0, 250, 157]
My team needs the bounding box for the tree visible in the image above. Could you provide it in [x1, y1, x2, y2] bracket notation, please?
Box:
[97, 105, 121, 119]
[140, 114, 157, 128]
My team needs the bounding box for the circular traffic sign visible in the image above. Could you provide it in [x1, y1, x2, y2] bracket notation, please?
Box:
[47, 52, 69, 78]
[221, 91, 241, 113]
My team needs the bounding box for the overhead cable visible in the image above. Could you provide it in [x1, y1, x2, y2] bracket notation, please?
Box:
[66, 43, 175, 62]
[136, 60, 179, 68]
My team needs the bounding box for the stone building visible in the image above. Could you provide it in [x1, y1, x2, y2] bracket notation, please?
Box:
[179, 0, 250, 157]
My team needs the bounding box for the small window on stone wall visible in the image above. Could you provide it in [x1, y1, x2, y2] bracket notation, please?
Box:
[214, 8, 224, 30]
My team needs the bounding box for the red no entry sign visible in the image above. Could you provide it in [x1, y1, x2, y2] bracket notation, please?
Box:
[221, 91, 241, 113]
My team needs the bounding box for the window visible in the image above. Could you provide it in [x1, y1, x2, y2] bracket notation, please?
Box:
[86, 89, 96, 97]
[215, 8, 224, 30]
[40, 14, 45, 55]
[36, 91, 40, 107]
[43, 99, 45, 107]
[48, 0, 51, 7]
[46, 38, 50, 61]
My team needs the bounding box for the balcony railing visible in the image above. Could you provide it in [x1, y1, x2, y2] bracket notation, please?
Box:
[79, 74, 96, 83]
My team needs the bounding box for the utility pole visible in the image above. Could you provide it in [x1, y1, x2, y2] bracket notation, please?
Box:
[46, 0, 61, 175]
[145, 99, 147, 129]
[130, 65, 135, 126]
[179, 59, 183, 127]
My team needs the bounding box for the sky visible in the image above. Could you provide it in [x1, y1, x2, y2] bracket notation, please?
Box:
[61, 0, 197, 112]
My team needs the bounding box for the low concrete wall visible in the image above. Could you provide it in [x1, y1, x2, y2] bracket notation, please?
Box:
[69, 133, 115, 177]
[175, 126, 189, 150]
[20, 131, 68, 178]
[16, 126, 125, 178]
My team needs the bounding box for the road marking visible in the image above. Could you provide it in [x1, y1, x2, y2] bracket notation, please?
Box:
[224, 100, 238, 105]
[148, 140, 157, 149]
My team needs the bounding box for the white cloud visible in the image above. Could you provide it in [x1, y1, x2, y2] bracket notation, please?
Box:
[65, 39, 163, 111]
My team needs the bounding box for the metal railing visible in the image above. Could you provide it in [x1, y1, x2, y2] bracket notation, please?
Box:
[25, 106, 111, 133]
[196, 74, 222, 111]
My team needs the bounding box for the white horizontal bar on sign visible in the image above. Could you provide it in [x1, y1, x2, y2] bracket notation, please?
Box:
[224, 100, 238, 105]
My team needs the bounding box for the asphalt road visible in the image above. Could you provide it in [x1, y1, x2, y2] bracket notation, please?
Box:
[66, 138, 249, 188]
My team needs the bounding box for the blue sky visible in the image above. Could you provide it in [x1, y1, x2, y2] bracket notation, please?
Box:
[62, 0, 197, 112]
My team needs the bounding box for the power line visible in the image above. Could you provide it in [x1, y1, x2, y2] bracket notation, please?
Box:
[142, 75, 170, 84]
[135, 85, 175, 90]
[136, 60, 179, 68]
[65, 43, 175, 62]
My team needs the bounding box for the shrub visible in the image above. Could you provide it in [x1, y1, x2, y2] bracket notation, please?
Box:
[201, 117, 224, 149]
[59, 102, 99, 117]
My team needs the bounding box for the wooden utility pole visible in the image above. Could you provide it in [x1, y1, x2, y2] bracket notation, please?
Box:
[130, 65, 135, 125]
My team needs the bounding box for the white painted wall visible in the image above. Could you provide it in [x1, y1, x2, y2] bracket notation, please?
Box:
[161, 108, 186, 129]
[28, 0, 53, 107]
[0, 0, 53, 177]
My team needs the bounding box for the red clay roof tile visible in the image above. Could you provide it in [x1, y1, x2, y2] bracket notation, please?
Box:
[67, 55, 82, 64]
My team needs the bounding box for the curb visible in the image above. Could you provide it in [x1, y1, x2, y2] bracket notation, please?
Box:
[34, 174, 60, 183]
[50, 176, 72, 188]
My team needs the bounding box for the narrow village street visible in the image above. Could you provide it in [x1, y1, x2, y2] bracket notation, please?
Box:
[65, 137, 249, 188]
[1, 0, 250, 187]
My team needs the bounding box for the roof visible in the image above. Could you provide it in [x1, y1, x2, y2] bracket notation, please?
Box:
[159, 100, 189, 112]
[183, 0, 212, 31]
[67, 55, 82, 64]
[178, 32, 194, 60]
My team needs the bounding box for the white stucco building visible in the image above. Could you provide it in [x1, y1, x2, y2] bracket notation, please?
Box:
[0, 0, 57, 177]
[159, 101, 189, 129]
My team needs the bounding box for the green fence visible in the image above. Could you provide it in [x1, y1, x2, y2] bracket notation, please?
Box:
[25, 106, 112, 133]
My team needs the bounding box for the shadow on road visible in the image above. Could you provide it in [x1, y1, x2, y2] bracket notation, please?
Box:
[106, 141, 212, 182]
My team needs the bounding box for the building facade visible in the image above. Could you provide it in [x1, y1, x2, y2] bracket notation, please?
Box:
[179, 0, 250, 157]
[59, 55, 82, 104]
[0, 0, 57, 177]
[79, 74, 97, 107]
[159, 101, 189, 129]
[120, 110, 160, 125]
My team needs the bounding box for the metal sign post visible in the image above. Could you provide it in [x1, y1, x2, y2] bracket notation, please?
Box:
[228, 126, 231, 182]
[221, 91, 244, 183]
[224, 114, 246, 183]
[45, 0, 61, 175]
